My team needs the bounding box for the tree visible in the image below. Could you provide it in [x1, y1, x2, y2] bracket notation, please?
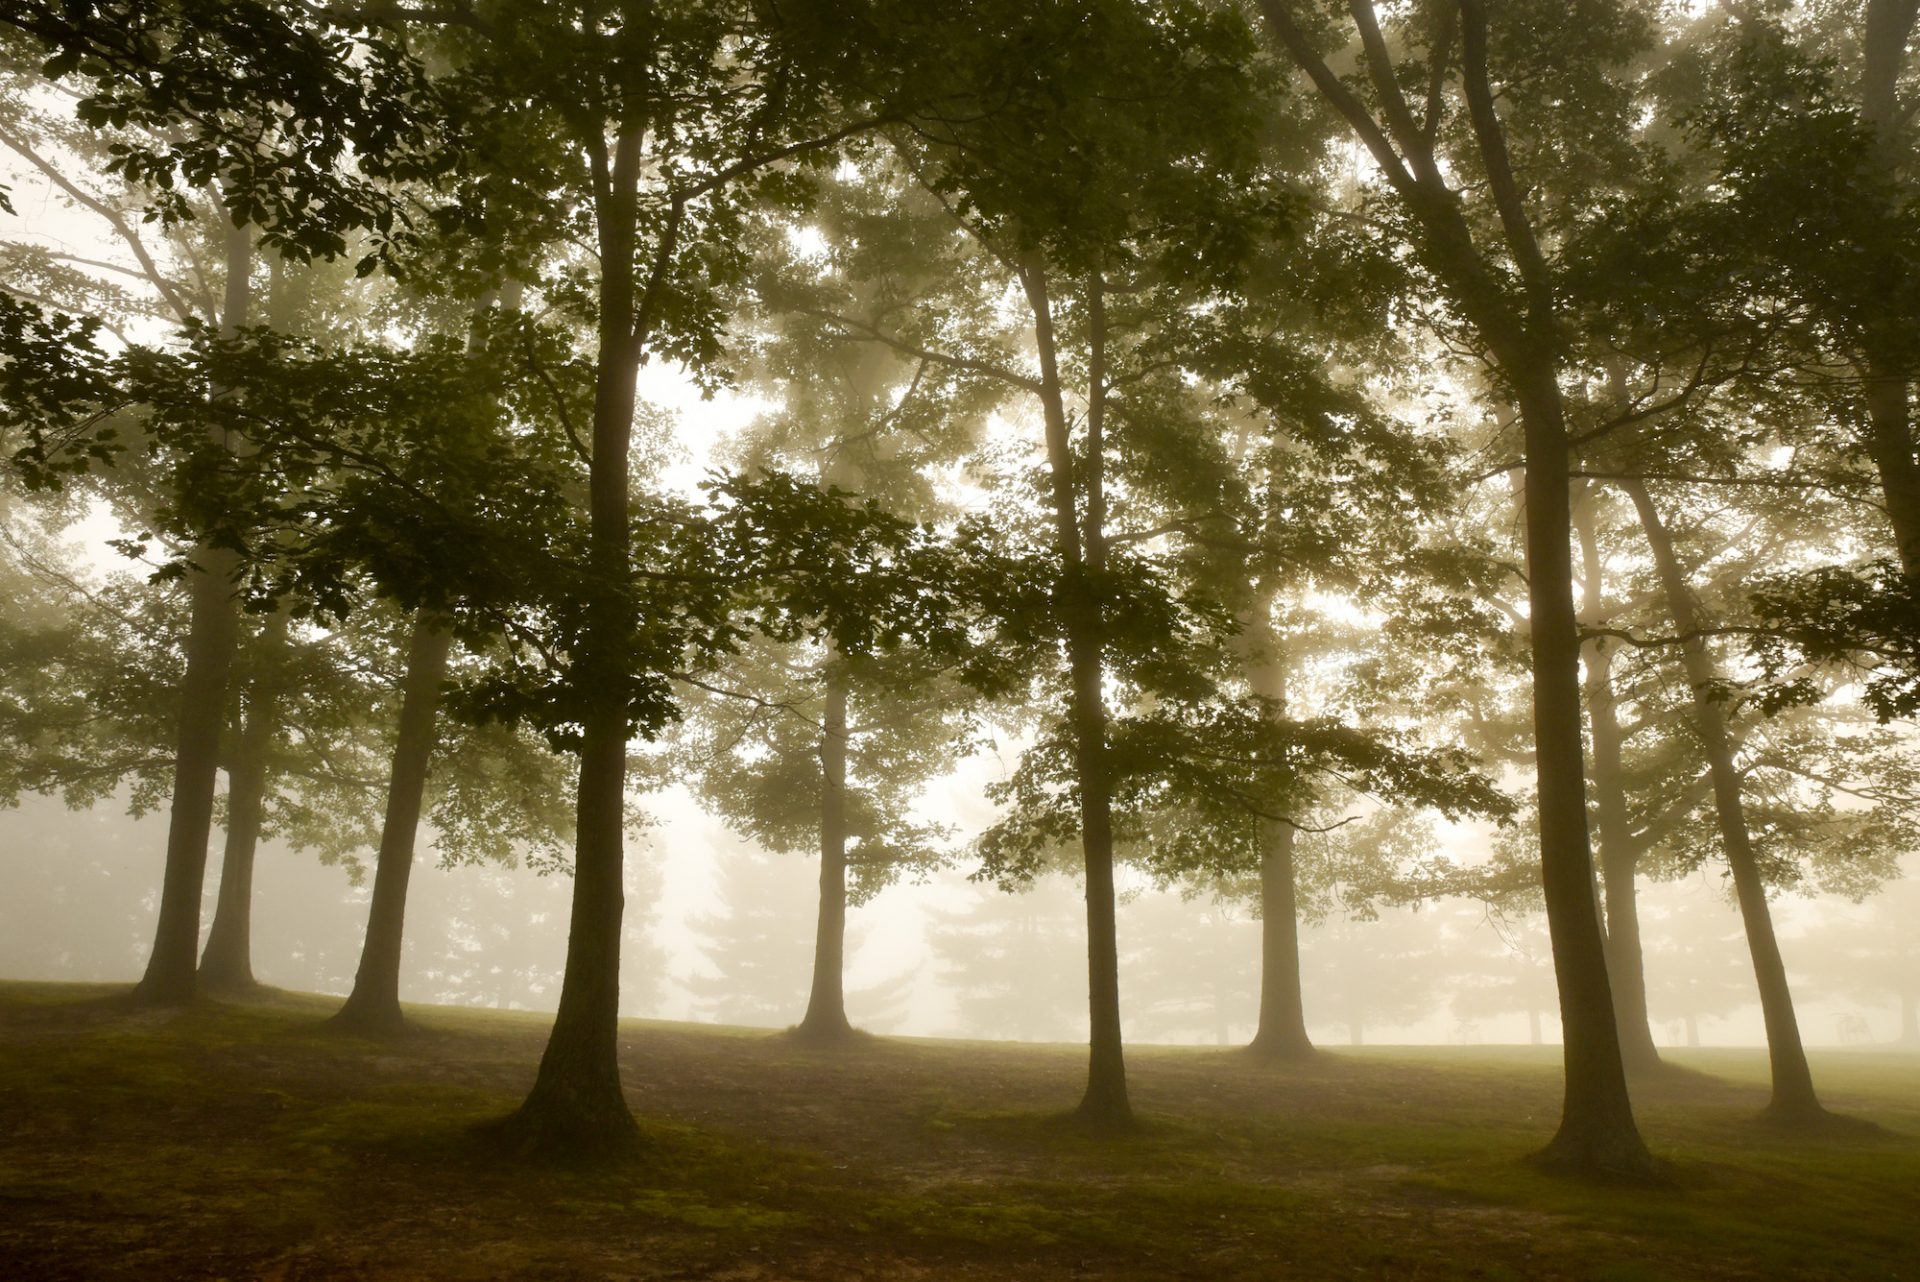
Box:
[1253, 0, 1667, 1179]
[684, 166, 989, 1043]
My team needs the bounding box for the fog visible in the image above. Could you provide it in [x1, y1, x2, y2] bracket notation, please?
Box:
[5, 4, 1920, 1274]
[7, 787, 1912, 1050]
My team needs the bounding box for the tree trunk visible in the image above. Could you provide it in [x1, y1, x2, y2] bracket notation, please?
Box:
[1685, 1013, 1700, 1049]
[1859, 1, 1920, 572]
[1623, 480, 1828, 1125]
[1529, 1008, 1543, 1047]
[1515, 376, 1649, 1173]
[197, 627, 284, 994]
[1900, 990, 1918, 1045]
[1571, 486, 1663, 1074]
[1246, 820, 1313, 1061]
[131, 219, 252, 1007]
[794, 661, 856, 1043]
[1241, 604, 1314, 1062]
[489, 128, 647, 1158]
[1019, 255, 1130, 1128]
[331, 618, 453, 1036]
[1511, 371, 1654, 1177]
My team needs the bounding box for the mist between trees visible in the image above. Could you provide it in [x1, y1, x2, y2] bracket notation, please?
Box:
[3, 792, 1914, 1053]
[2, 0, 1920, 1184]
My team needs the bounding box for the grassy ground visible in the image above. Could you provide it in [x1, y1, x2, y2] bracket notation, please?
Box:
[0, 982, 1914, 1280]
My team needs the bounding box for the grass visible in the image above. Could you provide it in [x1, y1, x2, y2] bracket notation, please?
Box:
[0, 982, 1915, 1280]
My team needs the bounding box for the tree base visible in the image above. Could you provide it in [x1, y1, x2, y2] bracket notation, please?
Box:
[1243, 1035, 1316, 1064]
[1073, 1084, 1136, 1133]
[786, 1018, 870, 1049]
[326, 1001, 412, 1040]
[1530, 1128, 1669, 1184]
[197, 973, 263, 1001]
[477, 1087, 644, 1164]
[1618, 1047, 1667, 1079]
[126, 972, 197, 1008]
[1754, 1100, 1886, 1138]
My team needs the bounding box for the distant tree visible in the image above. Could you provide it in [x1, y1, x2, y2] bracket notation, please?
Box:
[1449, 911, 1561, 1047]
[1115, 890, 1258, 1047]
[684, 165, 989, 1043]
[928, 875, 1090, 1044]
[684, 843, 816, 1029]
[1791, 873, 1920, 1047]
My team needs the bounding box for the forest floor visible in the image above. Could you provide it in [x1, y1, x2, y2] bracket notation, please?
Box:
[0, 983, 1915, 1281]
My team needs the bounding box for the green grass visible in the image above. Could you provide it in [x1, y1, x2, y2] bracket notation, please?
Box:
[1, 981, 1914, 1280]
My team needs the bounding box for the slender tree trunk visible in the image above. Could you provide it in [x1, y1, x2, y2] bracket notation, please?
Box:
[490, 129, 648, 1158]
[1685, 1013, 1700, 1049]
[1900, 990, 1918, 1045]
[331, 619, 453, 1036]
[1019, 255, 1130, 1128]
[1572, 487, 1663, 1073]
[1241, 603, 1314, 1061]
[1529, 1008, 1543, 1047]
[1512, 373, 1653, 1175]
[197, 640, 283, 994]
[795, 661, 855, 1043]
[1246, 820, 1313, 1060]
[1256, 0, 1654, 1180]
[131, 219, 252, 1007]
[1623, 481, 1829, 1125]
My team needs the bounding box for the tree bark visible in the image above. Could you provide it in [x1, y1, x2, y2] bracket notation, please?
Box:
[1514, 372, 1652, 1176]
[1859, 2, 1920, 572]
[488, 127, 649, 1158]
[1571, 486, 1663, 1074]
[1241, 614, 1313, 1061]
[131, 218, 252, 1007]
[1246, 819, 1313, 1060]
[197, 619, 286, 995]
[794, 660, 856, 1043]
[331, 618, 453, 1036]
[1622, 480, 1829, 1125]
[1019, 255, 1131, 1128]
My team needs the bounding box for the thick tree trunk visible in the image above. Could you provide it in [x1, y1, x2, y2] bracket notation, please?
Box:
[331, 619, 453, 1036]
[1513, 373, 1654, 1178]
[1020, 256, 1130, 1128]
[1623, 481, 1829, 1126]
[131, 220, 253, 1007]
[794, 661, 856, 1043]
[1864, 374, 1920, 575]
[489, 129, 647, 1159]
[1859, 2, 1920, 571]
[197, 646, 282, 995]
[1572, 487, 1663, 1074]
